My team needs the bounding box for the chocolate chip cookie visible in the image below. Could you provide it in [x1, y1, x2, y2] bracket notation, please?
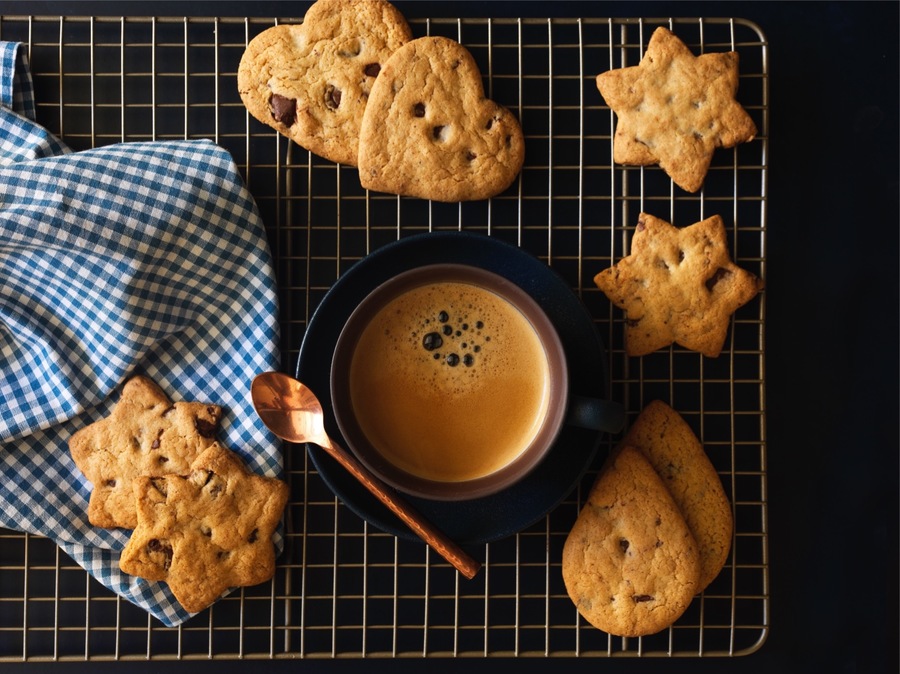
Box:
[562, 446, 700, 637]
[68, 376, 222, 529]
[119, 442, 290, 614]
[596, 27, 757, 193]
[237, 0, 412, 166]
[358, 36, 525, 201]
[593, 212, 764, 357]
[623, 400, 733, 591]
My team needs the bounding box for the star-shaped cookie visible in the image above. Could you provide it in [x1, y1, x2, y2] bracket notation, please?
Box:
[596, 27, 757, 193]
[119, 442, 289, 614]
[68, 376, 222, 529]
[593, 213, 763, 357]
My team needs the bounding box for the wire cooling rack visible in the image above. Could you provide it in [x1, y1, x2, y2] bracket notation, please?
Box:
[0, 11, 768, 661]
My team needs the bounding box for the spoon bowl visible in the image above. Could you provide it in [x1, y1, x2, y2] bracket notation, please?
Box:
[250, 371, 481, 579]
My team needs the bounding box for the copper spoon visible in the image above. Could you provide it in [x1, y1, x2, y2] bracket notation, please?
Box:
[250, 371, 481, 580]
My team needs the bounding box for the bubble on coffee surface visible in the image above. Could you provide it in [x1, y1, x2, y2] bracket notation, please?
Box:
[422, 332, 443, 351]
[415, 302, 495, 372]
[355, 282, 544, 402]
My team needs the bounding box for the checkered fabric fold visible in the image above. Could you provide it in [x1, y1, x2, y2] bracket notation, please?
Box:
[0, 41, 282, 626]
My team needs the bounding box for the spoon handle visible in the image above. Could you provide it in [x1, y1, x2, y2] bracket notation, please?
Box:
[321, 439, 481, 579]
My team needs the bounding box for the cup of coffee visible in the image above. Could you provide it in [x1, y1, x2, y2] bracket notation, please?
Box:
[330, 263, 623, 501]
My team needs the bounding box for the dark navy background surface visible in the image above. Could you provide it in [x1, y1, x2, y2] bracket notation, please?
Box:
[3, 1, 897, 672]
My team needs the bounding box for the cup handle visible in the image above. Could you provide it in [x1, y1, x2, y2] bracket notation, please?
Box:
[566, 395, 625, 433]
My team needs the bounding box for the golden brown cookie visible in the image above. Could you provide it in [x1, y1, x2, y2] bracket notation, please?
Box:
[358, 36, 525, 202]
[593, 212, 763, 357]
[562, 446, 700, 637]
[237, 0, 412, 166]
[622, 401, 733, 591]
[119, 442, 289, 614]
[68, 376, 222, 529]
[595, 26, 757, 192]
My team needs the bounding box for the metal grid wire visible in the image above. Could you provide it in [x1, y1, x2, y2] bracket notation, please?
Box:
[0, 12, 768, 661]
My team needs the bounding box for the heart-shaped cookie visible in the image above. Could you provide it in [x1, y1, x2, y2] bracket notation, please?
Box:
[237, 0, 412, 166]
[358, 36, 525, 202]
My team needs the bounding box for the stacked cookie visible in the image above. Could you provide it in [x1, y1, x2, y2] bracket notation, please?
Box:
[237, 0, 524, 202]
[562, 400, 732, 637]
[69, 376, 289, 614]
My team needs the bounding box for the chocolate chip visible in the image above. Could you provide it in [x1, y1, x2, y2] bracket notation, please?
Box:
[195, 418, 216, 438]
[414, 102, 426, 117]
[432, 125, 445, 140]
[619, 538, 630, 553]
[269, 93, 296, 125]
[151, 429, 163, 449]
[465, 150, 477, 161]
[364, 62, 381, 77]
[248, 528, 259, 543]
[324, 84, 341, 111]
[104, 479, 117, 488]
[485, 118, 493, 130]
[188, 469, 213, 488]
[147, 539, 173, 570]
[633, 594, 654, 603]
[705, 267, 731, 292]
[149, 477, 168, 497]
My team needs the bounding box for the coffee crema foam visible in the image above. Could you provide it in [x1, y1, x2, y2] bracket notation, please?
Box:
[349, 281, 551, 483]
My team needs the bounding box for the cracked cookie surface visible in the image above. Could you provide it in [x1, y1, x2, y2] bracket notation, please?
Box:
[358, 36, 525, 201]
[593, 212, 763, 357]
[237, 0, 411, 166]
[563, 445, 700, 637]
[68, 376, 222, 529]
[622, 400, 733, 591]
[119, 442, 289, 614]
[595, 26, 757, 192]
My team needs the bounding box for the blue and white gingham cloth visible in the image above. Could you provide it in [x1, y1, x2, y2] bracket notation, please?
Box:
[0, 42, 282, 626]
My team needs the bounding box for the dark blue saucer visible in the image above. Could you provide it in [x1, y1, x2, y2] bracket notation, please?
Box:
[296, 231, 613, 545]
